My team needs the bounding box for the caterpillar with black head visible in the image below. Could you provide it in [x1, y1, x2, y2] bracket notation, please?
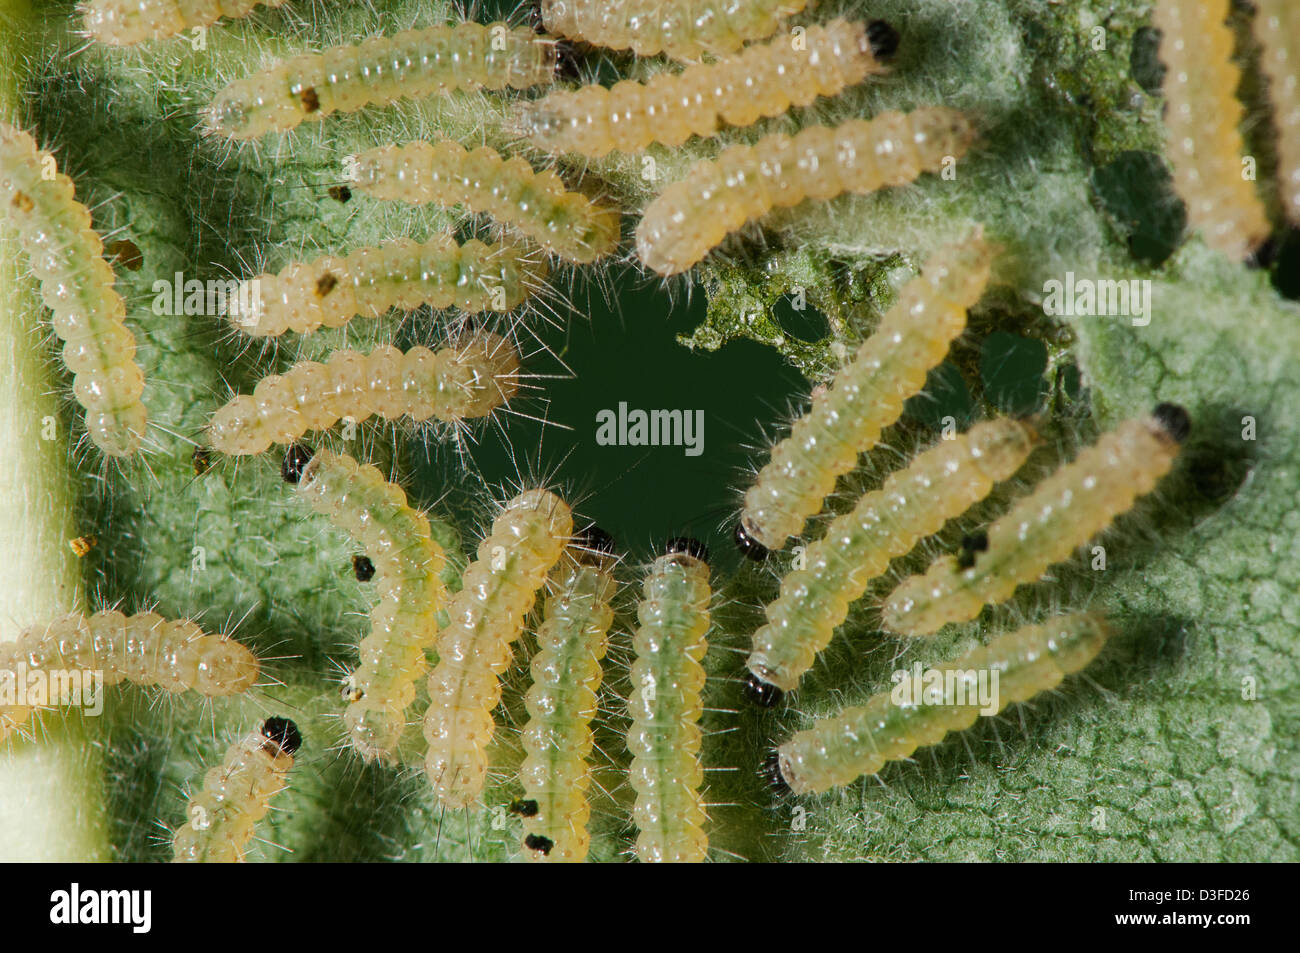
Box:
[636, 107, 976, 276]
[83, 0, 288, 46]
[205, 21, 558, 139]
[0, 121, 147, 457]
[746, 417, 1040, 703]
[171, 717, 301, 862]
[738, 230, 992, 556]
[423, 489, 574, 808]
[517, 19, 890, 158]
[1151, 0, 1271, 260]
[881, 405, 1191, 637]
[283, 446, 445, 763]
[348, 142, 620, 264]
[771, 614, 1112, 795]
[626, 538, 711, 863]
[228, 236, 547, 338]
[1, 610, 260, 743]
[515, 527, 619, 862]
[538, 0, 811, 61]
[1252, 0, 1300, 223]
[207, 334, 520, 456]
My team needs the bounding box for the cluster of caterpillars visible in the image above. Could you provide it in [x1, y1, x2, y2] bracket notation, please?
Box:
[1, 0, 1288, 863]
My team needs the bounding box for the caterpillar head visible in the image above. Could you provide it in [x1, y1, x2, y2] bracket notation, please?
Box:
[665, 536, 710, 564]
[1152, 402, 1191, 444]
[744, 672, 784, 709]
[281, 442, 316, 484]
[733, 521, 770, 562]
[866, 20, 900, 59]
[352, 554, 376, 582]
[261, 717, 303, 757]
[762, 750, 792, 797]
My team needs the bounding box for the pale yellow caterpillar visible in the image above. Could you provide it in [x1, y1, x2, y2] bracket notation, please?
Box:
[349, 141, 621, 264]
[206, 334, 520, 456]
[1252, 0, 1300, 223]
[171, 717, 301, 862]
[770, 614, 1112, 795]
[746, 418, 1040, 704]
[737, 231, 993, 557]
[83, 0, 289, 46]
[626, 538, 710, 863]
[514, 527, 618, 862]
[636, 107, 976, 275]
[228, 236, 548, 338]
[206, 22, 558, 139]
[539, 0, 811, 60]
[0, 610, 260, 743]
[0, 121, 147, 457]
[1152, 0, 1271, 260]
[881, 405, 1191, 637]
[423, 489, 574, 809]
[518, 19, 886, 158]
[282, 446, 446, 762]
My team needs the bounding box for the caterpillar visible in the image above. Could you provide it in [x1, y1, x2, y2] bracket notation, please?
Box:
[881, 404, 1191, 637]
[227, 236, 547, 338]
[626, 538, 711, 863]
[171, 717, 301, 862]
[515, 527, 619, 863]
[770, 613, 1113, 795]
[282, 446, 446, 762]
[206, 334, 521, 456]
[0, 610, 260, 743]
[746, 418, 1040, 703]
[349, 141, 621, 264]
[1151, 0, 1271, 260]
[636, 107, 976, 276]
[1252, 0, 1300, 223]
[82, 0, 289, 46]
[423, 488, 574, 809]
[737, 231, 993, 557]
[0, 121, 147, 458]
[538, 0, 812, 60]
[517, 19, 889, 159]
[205, 22, 558, 139]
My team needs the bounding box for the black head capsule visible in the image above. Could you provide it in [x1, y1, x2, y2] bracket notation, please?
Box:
[261, 717, 303, 756]
[1152, 402, 1192, 444]
[956, 531, 989, 570]
[352, 554, 376, 582]
[665, 536, 710, 564]
[762, 750, 792, 796]
[281, 442, 315, 484]
[509, 798, 539, 817]
[528, 0, 545, 32]
[191, 447, 214, 476]
[1246, 233, 1278, 270]
[866, 20, 900, 59]
[524, 834, 554, 855]
[327, 184, 352, 203]
[554, 40, 582, 83]
[733, 521, 770, 562]
[573, 524, 617, 564]
[744, 672, 784, 709]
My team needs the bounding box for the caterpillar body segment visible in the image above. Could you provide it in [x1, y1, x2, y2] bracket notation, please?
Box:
[539, 0, 811, 61]
[881, 406, 1191, 637]
[1253, 0, 1300, 222]
[1151, 0, 1271, 260]
[0, 122, 147, 457]
[635, 107, 976, 275]
[740, 231, 993, 554]
[228, 236, 547, 338]
[423, 489, 575, 809]
[171, 717, 301, 862]
[349, 141, 621, 264]
[205, 22, 558, 139]
[747, 418, 1040, 698]
[0, 611, 259, 743]
[517, 532, 619, 862]
[83, 0, 289, 46]
[207, 335, 521, 456]
[287, 448, 446, 762]
[773, 614, 1112, 794]
[519, 19, 883, 158]
[626, 539, 711, 863]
